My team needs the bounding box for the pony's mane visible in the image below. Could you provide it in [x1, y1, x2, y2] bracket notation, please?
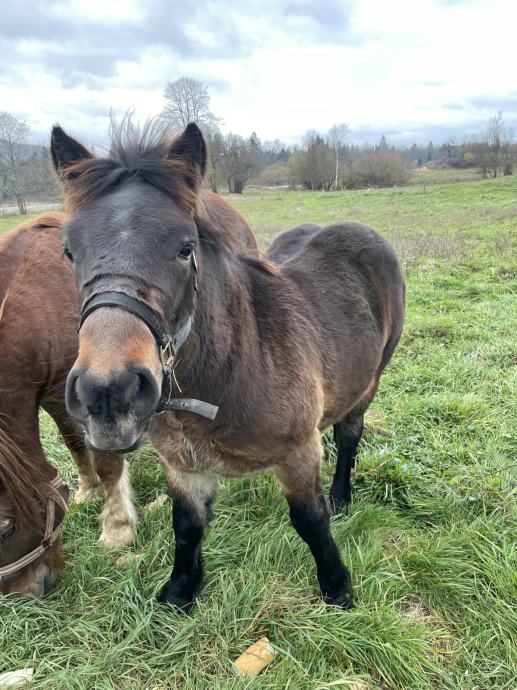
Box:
[0, 421, 53, 529]
[58, 118, 198, 215]
[239, 254, 279, 276]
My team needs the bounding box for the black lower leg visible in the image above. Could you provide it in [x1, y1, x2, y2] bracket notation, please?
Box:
[288, 496, 353, 608]
[330, 416, 364, 512]
[158, 495, 210, 611]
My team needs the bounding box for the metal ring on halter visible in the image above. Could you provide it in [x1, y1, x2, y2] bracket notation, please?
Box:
[0, 476, 68, 579]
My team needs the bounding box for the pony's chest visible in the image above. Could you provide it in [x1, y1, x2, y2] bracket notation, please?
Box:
[148, 415, 274, 477]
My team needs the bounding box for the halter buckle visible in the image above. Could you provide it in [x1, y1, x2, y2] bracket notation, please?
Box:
[159, 339, 175, 374]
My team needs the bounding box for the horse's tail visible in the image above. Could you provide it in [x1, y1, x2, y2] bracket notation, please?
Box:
[0, 419, 50, 525]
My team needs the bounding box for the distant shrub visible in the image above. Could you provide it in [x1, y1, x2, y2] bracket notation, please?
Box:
[258, 161, 288, 186]
[448, 157, 476, 169]
[349, 148, 412, 188]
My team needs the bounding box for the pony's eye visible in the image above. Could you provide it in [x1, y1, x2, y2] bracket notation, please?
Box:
[178, 243, 194, 260]
[62, 246, 74, 262]
[0, 517, 15, 541]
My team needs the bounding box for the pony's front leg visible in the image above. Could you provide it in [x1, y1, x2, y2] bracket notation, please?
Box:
[276, 432, 354, 608]
[44, 403, 101, 503]
[70, 448, 101, 503]
[157, 470, 218, 612]
[93, 455, 137, 548]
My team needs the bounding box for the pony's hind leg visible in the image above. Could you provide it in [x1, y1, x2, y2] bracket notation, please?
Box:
[276, 432, 353, 608]
[93, 454, 137, 548]
[157, 467, 218, 612]
[330, 413, 364, 513]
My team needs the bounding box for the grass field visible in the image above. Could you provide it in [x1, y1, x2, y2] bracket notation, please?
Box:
[1, 177, 516, 689]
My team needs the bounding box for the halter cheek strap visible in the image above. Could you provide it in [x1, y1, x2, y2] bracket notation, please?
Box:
[0, 476, 68, 579]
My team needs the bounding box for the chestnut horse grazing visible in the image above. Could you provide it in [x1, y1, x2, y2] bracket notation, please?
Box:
[0, 214, 137, 597]
[51, 121, 405, 610]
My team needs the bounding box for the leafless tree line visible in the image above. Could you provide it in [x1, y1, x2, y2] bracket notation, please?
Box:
[463, 111, 515, 178]
[1, 79, 515, 207]
[0, 111, 57, 213]
[160, 78, 412, 192]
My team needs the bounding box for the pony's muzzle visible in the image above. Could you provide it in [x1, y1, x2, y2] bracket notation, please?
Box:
[1, 554, 60, 598]
[65, 366, 160, 452]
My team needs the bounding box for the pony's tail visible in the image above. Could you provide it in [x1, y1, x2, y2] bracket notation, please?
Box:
[0, 422, 51, 527]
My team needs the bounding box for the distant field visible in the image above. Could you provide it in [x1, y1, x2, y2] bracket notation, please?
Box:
[411, 167, 483, 185]
[1, 176, 516, 689]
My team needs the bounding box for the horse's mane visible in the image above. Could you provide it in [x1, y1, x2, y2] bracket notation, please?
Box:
[57, 118, 198, 215]
[0, 423, 52, 528]
[239, 254, 279, 276]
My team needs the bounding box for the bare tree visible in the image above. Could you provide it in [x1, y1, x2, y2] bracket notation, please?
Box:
[487, 111, 514, 177]
[220, 133, 254, 193]
[161, 77, 221, 133]
[287, 131, 334, 191]
[470, 138, 491, 178]
[327, 122, 349, 190]
[205, 128, 223, 193]
[501, 125, 515, 176]
[0, 111, 30, 213]
[472, 111, 515, 177]
[486, 112, 503, 178]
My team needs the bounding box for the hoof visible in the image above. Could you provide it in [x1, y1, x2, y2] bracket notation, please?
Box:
[157, 582, 195, 614]
[74, 484, 101, 504]
[329, 494, 349, 516]
[99, 522, 137, 549]
[325, 591, 355, 609]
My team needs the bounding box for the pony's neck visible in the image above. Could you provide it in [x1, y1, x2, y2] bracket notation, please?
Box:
[175, 242, 259, 395]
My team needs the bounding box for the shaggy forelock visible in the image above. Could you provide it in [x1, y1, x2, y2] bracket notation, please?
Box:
[59, 116, 199, 215]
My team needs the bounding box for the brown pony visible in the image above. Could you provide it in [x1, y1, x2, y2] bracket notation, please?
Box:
[0, 214, 137, 597]
[51, 121, 405, 611]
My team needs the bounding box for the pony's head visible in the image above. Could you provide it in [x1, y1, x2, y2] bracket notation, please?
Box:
[51, 120, 206, 452]
[0, 439, 68, 597]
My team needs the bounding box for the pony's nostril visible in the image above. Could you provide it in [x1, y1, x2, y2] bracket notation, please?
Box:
[133, 368, 160, 418]
[65, 369, 86, 422]
[137, 372, 153, 399]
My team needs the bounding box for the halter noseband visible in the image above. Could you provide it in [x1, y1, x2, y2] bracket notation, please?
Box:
[0, 476, 68, 579]
[77, 259, 219, 421]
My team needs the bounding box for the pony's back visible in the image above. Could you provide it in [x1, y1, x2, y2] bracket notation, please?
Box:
[0, 213, 78, 400]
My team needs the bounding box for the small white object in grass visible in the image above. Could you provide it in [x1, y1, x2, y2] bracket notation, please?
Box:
[233, 636, 277, 677]
[145, 494, 169, 512]
[115, 552, 141, 567]
[0, 668, 34, 688]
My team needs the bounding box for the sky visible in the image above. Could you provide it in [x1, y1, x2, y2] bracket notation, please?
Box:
[1, 0, 516, 149]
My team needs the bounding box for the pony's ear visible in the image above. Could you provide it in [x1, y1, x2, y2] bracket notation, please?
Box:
[167, 123, 207, 190]
[50, 125, 93, 173]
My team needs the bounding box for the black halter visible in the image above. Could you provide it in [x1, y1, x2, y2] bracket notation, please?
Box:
[78, 264, 219, 421]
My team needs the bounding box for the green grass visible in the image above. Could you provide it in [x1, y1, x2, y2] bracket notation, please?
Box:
[1, 177, 516, 689]
[411, 168, 484, 186]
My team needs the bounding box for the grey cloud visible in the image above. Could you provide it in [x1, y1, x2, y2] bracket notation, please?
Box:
[1, 0, 250, 89]
[466, 93, 517, 111]
[286, 0, 351, 28]
[348, 119, 490, 146]
[1, 0, 359, 97]
[442, 102, 466, 111]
